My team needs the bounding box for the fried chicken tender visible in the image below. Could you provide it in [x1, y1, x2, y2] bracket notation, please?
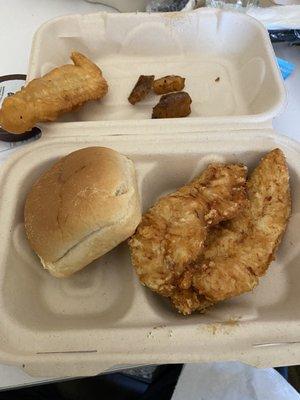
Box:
[193, 149, 291, 305]
[171, 286, 213, 315]
[129, 163, 248, 300]
[0, 52, 108, 134]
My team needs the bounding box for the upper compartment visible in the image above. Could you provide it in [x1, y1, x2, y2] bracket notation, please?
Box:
[27, 9, 285, 129]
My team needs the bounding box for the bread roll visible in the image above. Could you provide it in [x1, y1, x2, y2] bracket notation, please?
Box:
[24, 147, 141, 277]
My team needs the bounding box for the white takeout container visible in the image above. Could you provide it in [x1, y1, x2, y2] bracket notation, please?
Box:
[86, 0, 149, 12]
[27, 9, 285, 130]
[0, 9, 299, 378]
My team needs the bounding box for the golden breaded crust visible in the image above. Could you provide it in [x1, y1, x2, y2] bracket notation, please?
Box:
[0, 52, 108, 133]
[129, 163, 248, 301]
[193, 148, 291, 303]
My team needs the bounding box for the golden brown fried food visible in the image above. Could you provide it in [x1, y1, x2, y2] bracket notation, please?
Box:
[171, 286, 213, 316]
[193, 149, 291, 305]
[129, 163, 248, 300]
[152, 92, 192, 119]
[153, 75, 185, 95]
[128, 75, 155, 105]
[0, 52, 108, 134]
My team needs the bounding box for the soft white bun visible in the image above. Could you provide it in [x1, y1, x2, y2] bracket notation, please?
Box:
[24, 146, 141, 277]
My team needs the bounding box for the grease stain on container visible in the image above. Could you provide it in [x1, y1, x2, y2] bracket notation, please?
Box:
[201, 317, 242, 335]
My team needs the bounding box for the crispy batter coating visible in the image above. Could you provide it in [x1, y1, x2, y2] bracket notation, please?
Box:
[153, 75, 185, 95]
[192, 149, 291, 305]
[0, 52, 108, 134]
[129, 163, 248, 301]
[171, 286, 213, 316]
[152, 92, 192, 119]
[128, 75, 154, 105]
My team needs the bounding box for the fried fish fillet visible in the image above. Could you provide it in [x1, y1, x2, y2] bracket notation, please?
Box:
[192, 149, 291, 306]
[0, 52, 108, 134]
[129, 163, 248, 299]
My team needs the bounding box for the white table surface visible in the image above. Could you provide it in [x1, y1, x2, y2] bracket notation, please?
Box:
[0, 0, 299, 391]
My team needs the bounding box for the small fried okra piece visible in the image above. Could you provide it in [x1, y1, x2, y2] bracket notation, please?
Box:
[152, 91, 192, 119]
[128, 75, 155, 105]
[153, 75, 185, 95]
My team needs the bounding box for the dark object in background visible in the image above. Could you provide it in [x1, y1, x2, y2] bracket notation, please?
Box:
[128, 75, 155, 105]
[0, 364, 183, 400]
[153, 75, 185, 95]
[152, 91, 192, 118]
[0, 373, 147, 400]
[0, 365, 299, 399]
[0, 126, 41, 142]
[269, 30, 300, 44]
[147, 0, 190, 12]
[140, 364, 183, 400]
[288, 366, 300, 392]
[276, 367, 289, 381]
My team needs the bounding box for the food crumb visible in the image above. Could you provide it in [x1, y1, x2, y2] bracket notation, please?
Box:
[153, 325, 166, 330]
[215, 77, 220, 82]
[200, 317, 241, 335]
[208, 325, 218, 335]
[223, 317, 241, 327]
